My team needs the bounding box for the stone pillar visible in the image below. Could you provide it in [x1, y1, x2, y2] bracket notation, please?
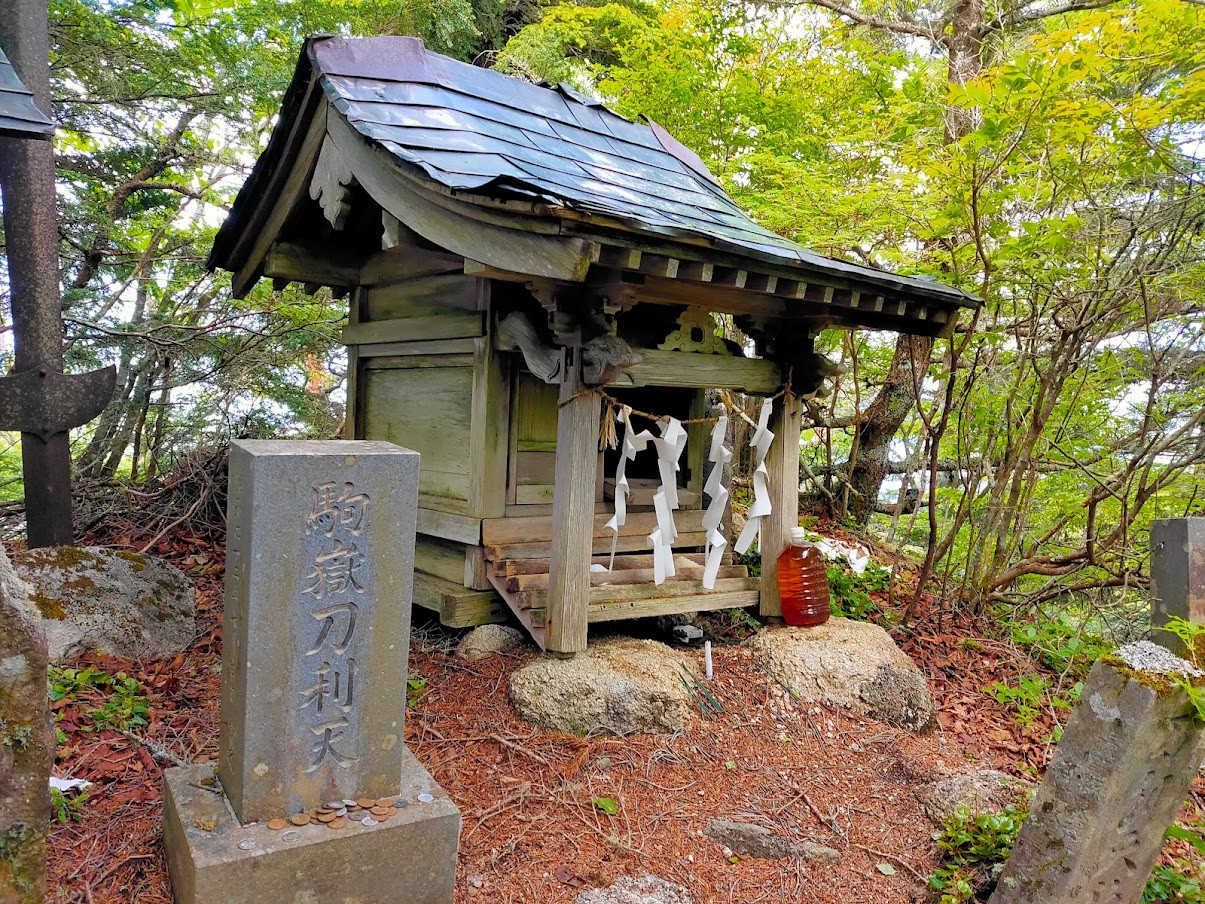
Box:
[990, 645, 1205, 904]
[163, 440, 460, 904]
[1150, 518, 1205, 656]
[0, 550, 52, 904]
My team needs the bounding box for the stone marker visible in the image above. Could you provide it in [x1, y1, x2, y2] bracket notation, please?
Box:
[0, 548, 52, 904]
[989, 643, 1205, 904]
[163, 440, 460, 904]
[1150, 517, 1205, 656]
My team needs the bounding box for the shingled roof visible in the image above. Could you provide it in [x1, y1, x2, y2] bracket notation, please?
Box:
[0, 45, 53, 140]
[210, 36, 978, 326]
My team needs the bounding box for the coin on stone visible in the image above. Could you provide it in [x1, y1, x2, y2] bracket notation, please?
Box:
[328, 817, 348, 830]
[362, 817, 379, 827]
[267, 818, 289, 831]
[356, 798, 376, 809]
[347, 810, 368, 823]
[418, 793, 434, 803]
[375, 797, 395, 808]
[316, 811, 338, 823]
[394, 798, 409, 809]
[325, 800, 344, 810]
[289, 813, 311, 827]
[341, 799, 358, 808]
[336, 807, 348, 817]
[370, 806, 390, 817]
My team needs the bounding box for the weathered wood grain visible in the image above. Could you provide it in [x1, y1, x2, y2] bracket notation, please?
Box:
[544, 367, 601, 654]
[759, 392, 803, 617]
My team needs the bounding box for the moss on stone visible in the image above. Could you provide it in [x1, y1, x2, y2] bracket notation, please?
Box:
[114, 550, 148, 572]
[1099, 654, 1205, 695]
[30, 591, 65, 620]
[24, 547, 94, 569]
[0, 822, 42, 899]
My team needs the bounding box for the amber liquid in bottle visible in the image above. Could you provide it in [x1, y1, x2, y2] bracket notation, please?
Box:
[776, 531, 831, 627]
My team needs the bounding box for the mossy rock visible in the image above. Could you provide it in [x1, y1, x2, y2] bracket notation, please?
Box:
[13, 547, 196, 663]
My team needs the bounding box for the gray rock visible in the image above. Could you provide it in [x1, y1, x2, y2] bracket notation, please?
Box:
[990, 659, 1205, 904]
[704, 818, 839, 861]
[747, 619, 937, 732]
[577, 875, 693, 904]
[919, 769, 1028, 824]
[14, 545, 196, 662]
[456, 624, 525, 661]
[1116, 640, 1201, 676]
[509, 637, 696, 735]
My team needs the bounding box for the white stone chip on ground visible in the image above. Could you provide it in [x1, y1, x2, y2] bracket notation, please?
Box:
[1117, 640, 1203, 677]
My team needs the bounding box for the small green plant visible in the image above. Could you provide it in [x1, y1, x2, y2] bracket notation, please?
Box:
[48, 666, 149, 733]
[826, 561, 890, 621]
[406, 676, 428, 708]
[734, 546, 761, 578]
[985, 677, 1082, 725]
[1009, 618, 1112, 678]
[927, 805, 1025, 903]
[49, 787, 89, 824]
[1156, 618, 1205, 723]
[1143, 863, 1204, 903]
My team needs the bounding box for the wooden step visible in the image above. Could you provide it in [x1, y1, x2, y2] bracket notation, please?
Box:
[412, 571, 506, 628]
[503, 562, 749, 593]
[514, 576, 759, 611]
[485, 531, 707, 562]
[482, 508, 706, 546]
[492, 552, 710, 578]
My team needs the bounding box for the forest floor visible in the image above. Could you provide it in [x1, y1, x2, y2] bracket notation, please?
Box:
[39, 523, 1205, 904]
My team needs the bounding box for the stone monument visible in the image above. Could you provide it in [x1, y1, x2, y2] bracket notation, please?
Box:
[162, 440, 460, 904]
[990, 642, 1205, 904]
[1151, 517, 1205, 656]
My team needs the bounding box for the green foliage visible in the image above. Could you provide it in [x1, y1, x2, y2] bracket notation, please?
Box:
[927, 806, 1025, 903]
[49, 787, 90, 824]
[406, 676, 429, 708]
[1008, 618, 1112, 678]
[984, 676, 1081, 725]
[826, 562, 891, 621]
[48, 666, 150, 733]
[1144, 864, 1204, 903]
[592, 796, 619, 815]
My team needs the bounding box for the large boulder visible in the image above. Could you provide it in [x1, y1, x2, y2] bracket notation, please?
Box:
[918, 769, 1029, 824]
[748, 619, 936, 732]
[509, 637, 696, 735]
[13, 546, 196, 662]
[577, 875, 693, 904]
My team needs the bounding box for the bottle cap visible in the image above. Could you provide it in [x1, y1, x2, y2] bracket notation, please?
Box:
[790, 526, 808, 544]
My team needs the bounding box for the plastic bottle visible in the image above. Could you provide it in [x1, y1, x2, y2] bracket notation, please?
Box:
[776, 527, 831, 627]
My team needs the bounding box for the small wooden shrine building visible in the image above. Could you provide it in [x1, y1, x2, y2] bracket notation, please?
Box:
[209, 36, 978, 654]
[0, 45, 53, 139]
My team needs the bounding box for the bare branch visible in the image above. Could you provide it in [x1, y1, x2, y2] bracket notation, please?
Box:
[788, 0, 941, 40]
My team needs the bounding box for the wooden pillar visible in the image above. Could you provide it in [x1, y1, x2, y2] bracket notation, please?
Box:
[759, 392, 803, 617]
[545, 353, 600, 653]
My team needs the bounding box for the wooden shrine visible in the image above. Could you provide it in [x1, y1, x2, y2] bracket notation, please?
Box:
[208, 36, 978, 653]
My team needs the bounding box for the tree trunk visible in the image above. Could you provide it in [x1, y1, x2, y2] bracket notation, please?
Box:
[846, 334, 933, 524]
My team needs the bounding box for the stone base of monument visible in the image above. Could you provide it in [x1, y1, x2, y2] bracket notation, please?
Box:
[163, 750, 460, 904]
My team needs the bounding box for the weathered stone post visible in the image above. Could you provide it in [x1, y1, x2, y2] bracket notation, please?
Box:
[990, 643, 1205, 904]
[1151, 518, 1205, 656]
[162, 440, 460, 904]
[0, 549, 52, 904]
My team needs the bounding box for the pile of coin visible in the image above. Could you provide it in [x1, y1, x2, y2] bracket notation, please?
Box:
[266, 797, 403, 832]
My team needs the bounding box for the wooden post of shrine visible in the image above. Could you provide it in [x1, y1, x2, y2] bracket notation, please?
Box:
[545, 348, 599, 654]
[759, 391, 803, 617]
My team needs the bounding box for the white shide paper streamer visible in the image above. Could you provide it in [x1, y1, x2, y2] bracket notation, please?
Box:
[647, 418, 688, 585]
[733, 398, 775, 556]
[605, 406, 654, 571]
[701, 415, 732, 589]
